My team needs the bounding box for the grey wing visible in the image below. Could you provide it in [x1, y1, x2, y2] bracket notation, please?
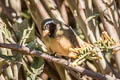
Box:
[64, 26, 80, 48]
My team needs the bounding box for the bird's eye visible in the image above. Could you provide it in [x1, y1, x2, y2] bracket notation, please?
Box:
[44, 25, 49, 30]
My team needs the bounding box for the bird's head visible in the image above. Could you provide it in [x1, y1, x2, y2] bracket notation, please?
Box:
[41, 18, 63, 38]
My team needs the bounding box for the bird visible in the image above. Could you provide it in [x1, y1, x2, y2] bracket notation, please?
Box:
[40, 18, 81, 58]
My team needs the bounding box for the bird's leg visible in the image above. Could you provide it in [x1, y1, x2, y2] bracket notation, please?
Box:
[68, 48, 81, 66]
[68, 51, 78, 58]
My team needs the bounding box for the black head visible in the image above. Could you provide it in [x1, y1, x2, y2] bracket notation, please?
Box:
[41, 18, 61, 37]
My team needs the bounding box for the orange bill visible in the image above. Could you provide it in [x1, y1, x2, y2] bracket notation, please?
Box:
[43, 29, 50, 37]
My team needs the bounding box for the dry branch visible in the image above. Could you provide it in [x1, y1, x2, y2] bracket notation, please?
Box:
[0, 43, 118, 80]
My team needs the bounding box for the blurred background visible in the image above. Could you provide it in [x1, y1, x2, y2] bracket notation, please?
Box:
[0, 0, 120, 80]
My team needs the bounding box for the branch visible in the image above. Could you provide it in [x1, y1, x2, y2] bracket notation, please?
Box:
[0, 43, 118, 80]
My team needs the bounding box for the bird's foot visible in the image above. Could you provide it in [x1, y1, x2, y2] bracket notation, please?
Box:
[68, 52, 78, 58]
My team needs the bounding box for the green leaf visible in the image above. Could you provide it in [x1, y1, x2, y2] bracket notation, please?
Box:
[13, 19, 35, 44]
[0, 54, 17, 62]
[30, 57, 44, 75]
[26, 40, 36, 49]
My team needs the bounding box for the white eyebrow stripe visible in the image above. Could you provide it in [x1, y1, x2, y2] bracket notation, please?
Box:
[44, 20, 55, 27]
